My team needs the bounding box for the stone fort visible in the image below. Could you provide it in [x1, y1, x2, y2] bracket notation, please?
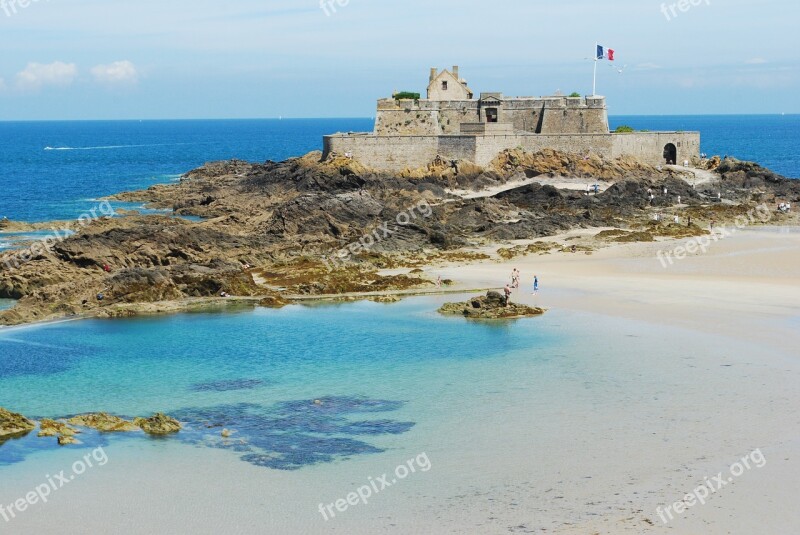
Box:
[323, 66, 700, 172]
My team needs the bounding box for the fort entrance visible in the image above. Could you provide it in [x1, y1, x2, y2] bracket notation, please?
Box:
[664, 143, 677, 164]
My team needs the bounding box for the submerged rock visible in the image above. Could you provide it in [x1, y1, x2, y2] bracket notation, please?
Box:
[439, 291, 545, 320]
[57, 435, 80, 446]
[67, 413, 139, 432]
[134, 413, 182, 435]
[258, 295, 289, 308]
[0, 407, 36, 439]
[370, 295, 402, 304]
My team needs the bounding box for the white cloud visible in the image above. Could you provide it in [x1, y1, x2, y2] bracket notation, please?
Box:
[90, 61, 139, 85]
[15, 62, 78, 90]
[745, 57, 767, 65]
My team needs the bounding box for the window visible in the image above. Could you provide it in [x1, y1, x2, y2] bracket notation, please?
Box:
[486, 108, 498, 123]
[441, 81, 448, 90]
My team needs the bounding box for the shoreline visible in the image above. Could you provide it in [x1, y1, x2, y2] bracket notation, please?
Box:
[1, 150, 798, 328]
[1, 222, 799, 333]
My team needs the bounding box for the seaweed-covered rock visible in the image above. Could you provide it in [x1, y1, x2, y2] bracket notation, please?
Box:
[38, 419, 80, 438]
[0, 407, 35, 439]
[439, 291, 545, 319]
[67, 413, 139, 432]
[57, 435, 80, 446]
[134, 413, 182, 435]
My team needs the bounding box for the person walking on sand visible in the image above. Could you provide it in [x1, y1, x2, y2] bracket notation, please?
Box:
[504, 284, 512, 306]
[532, 275, 539, 294]
[511, 268, 520, 288]
[436, 275, 442, 288]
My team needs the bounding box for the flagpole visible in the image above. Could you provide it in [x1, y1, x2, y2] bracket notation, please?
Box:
[592, 42, 598, 96]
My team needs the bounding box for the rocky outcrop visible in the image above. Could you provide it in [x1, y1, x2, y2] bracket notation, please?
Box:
[0, 407, 35, 439]
[134, 413, 182, 435]
[714, 157, 799, 200]
[439, 291, 545, 319]
[67, 413, 139, 432]
[38, 419, 80, 438]
[2, 149, 796, 327]
[489, 148, 690, 182]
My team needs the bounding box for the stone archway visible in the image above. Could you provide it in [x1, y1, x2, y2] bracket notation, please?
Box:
[663, 143, 677, 165]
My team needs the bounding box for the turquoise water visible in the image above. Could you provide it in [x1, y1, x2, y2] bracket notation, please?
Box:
[0, 297, 559, 470]
[0, 230, 76, 252]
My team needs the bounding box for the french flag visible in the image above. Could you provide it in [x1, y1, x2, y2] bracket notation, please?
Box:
[597, 45, 615, 61]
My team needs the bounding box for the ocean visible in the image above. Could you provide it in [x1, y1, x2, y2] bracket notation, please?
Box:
[0, 115, 797, 224]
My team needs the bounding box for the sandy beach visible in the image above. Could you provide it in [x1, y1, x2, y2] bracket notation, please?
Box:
[430, 225, 800, 533]
[447, 225, 800, 354]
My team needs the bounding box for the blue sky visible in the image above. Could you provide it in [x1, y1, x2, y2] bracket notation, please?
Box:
[0, 0, 797, 119]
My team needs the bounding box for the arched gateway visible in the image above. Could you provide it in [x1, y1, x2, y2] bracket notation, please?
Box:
[663, 143, 677, 165]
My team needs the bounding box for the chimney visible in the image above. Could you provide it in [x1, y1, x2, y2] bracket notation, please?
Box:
[452, 65, 459, 80]
[430, 68, 437, 82]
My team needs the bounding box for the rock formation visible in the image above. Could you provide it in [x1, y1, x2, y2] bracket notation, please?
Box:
[439, 291, 545, 319]
[0, 407, 35, 440]
[134, 413, 182, 435]
[1, 149, 797, 327]
[67, 413, 139, 432]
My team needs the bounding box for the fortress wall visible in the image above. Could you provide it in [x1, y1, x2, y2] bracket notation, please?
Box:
[611, 132, 701, 166]
[438, 107, 479, 134]
[324, 132, 701, 172]
[323, 134, 441, 170]
[374, 108, 441, 136]
[375, 100, 480, 135]
[539, 107, 609, 135]
[472, 134, 615, 167]
[437, 136, 478, 161]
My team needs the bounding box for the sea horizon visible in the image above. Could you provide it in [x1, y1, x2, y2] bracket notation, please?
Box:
[0, 112, 797, 123]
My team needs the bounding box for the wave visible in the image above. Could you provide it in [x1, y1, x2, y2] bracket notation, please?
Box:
[44, 143, 195, 151]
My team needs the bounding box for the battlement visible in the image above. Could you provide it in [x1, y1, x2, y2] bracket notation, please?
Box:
[375, 82, 609, 136]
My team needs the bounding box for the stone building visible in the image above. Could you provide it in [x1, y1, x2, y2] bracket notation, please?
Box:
[426, 66, 473, 100]
[324, 66, 700, 171]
